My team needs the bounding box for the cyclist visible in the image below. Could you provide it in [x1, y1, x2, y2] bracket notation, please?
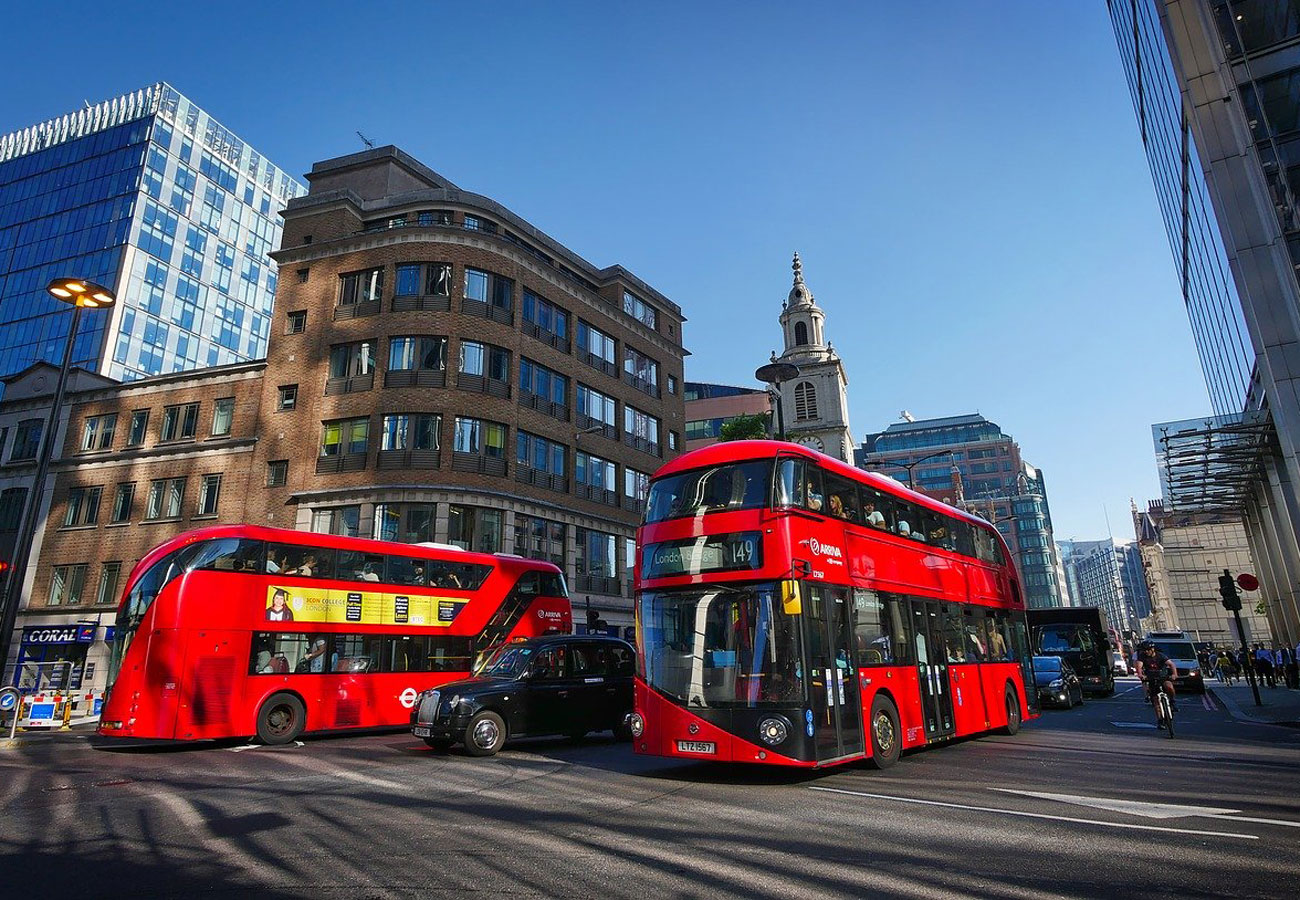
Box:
[1136, 641, 1178, 726]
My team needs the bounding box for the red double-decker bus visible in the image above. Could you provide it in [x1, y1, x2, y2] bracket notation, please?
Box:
[98, 524, 570, 744]
[629, 441, 1037, 768]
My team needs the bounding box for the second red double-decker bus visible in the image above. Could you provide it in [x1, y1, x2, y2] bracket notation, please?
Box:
[98, 524, 570, 744]
[629, 441, 1038, 768]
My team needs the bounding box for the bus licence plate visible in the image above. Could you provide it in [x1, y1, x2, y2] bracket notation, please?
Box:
[676, 740, 716, 755]
[414, 726, 432, 737]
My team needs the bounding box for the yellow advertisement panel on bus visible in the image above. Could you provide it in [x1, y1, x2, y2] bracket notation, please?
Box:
[264, 585, 468, 627]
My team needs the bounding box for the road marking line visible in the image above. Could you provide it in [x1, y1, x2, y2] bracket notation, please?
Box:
[1111, 722, 1157, 729]
[1203, 813, 1300, 829]
[993, 789, 1238, 819]
[807, 787, 1258, 840]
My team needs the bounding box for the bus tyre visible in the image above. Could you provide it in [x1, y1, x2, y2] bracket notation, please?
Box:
[256, 693, 305, 745]
[868, 696, 902, 769]
[465, 711, 506, 757]
[1001, 686, 1022, 736]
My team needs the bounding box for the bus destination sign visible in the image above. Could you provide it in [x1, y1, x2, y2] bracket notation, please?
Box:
[642, 532, 762, 579]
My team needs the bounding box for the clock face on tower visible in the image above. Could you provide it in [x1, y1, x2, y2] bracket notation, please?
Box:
[795, 435, 825, 453]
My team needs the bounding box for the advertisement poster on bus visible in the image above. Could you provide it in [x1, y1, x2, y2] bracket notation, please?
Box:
[265, 585, 467, 627]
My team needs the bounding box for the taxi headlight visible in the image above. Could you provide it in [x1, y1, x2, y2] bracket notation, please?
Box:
[1049, 679, 1063, 690]
[759, 716, 790, 746]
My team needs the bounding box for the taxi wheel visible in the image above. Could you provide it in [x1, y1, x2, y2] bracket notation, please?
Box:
[256, 693, 305, 745]
[465, 711, 506, 757]
[422, 737, 452, 752]
[614, 712, 635, 741]
[1001, 686, 1022, 735]
[868, 696, 901, 769]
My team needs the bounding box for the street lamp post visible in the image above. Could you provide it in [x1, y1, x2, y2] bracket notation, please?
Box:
[0, 278, 117, 684]
[874, 450, 955, 491]
[754, 359, 799, 441]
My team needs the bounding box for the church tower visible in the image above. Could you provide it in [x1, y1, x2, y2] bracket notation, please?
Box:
[774, 253, 853, 462]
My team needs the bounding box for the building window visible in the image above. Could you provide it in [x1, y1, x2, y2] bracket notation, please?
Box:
[395, 262, 452, 297]
[339, 267, 383, 306]
[311, 505, 360, 537]
[267, 460, 288, 487]
[623, 347, 659, 394]
[0, 488, 26, 531]
[463, 268, 513, 317]
[458, 341, 510, 379]
[794, 382, 818, 421]
[516, 431, 566, 475]
[381, 414, 440, 450]
[10, 419, 43, 461]
[126, 410, 149, 447]
[329, 341, 376, 378]
[794, 322, 809, 346]
[576, 384, 616, 429]
[48, 564, 88, 607]
[576, 321, 616, 372]
[63, 486, 102, 527]
[321, 418, 370, 457]
[110, 484, 134, 524]
[576, 451, 616, 491]
[623, 290, 658, 329]
[453, 417, 506, 458]
[389, 336, 446, 372]
[514, 514, 566, 567]
[211, 397, 234, 436]
[522, 289, 568, 346]
[462, 215, 498, 234]
[418, 210, 453, 227]
[296, 268, 309, 283]
[146, 477, 186, 519]
[278, 385, 298, 410]
[96, 561, 122, 606]
[667, 375, 678, 395]
[160, 403, 199, 442]
[287, 310, 306, 333]
[624, 468, 650, 503]
[196, 474, 222, 516]
[623, 406, 660, 455]
[447, 505, 503, 553]
[669, 431, 679, 451]
[575, 528, 618, 580]
[81, 414, 117, 451]
[520, 359, 568, 410]
[373, 502, 437, 543]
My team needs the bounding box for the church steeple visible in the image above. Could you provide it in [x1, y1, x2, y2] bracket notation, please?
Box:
[779, 251, 829, 363]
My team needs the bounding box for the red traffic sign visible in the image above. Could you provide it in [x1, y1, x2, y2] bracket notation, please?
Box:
[1237, 573, 1260, 592]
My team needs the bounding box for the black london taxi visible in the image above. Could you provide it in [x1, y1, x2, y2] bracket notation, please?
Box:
[411, 634, 636, 756]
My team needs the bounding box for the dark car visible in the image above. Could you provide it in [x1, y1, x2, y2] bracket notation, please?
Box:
[411, 634, 636, 756]
[1032, 655, 1084, 709]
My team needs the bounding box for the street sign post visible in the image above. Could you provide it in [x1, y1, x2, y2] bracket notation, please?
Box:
[1224, 570, 1262, 707]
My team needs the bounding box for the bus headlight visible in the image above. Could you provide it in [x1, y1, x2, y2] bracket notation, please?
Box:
[759, 716, 790, 746]
[628, 712, 645, 738]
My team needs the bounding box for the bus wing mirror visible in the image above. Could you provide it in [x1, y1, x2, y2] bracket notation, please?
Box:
[781, 580, 802, 615]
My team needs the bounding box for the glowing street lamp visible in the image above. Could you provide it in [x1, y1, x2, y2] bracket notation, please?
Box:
[0, 279, 118, 682]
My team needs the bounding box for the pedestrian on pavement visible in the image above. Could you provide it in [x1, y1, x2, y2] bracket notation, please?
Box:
[1282, 645, 1299, 690]
[1255, 644, 1276, 688]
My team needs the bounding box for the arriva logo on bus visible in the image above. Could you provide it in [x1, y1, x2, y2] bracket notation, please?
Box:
[807, 538, 844, 564]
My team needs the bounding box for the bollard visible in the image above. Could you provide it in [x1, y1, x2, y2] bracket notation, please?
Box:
[61, 698, 73, 730]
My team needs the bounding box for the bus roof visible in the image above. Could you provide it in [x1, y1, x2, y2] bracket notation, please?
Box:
[652, 440, 1005, 534]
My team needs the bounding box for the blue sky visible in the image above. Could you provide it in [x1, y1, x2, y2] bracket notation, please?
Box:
[0, 1, 1210, 541]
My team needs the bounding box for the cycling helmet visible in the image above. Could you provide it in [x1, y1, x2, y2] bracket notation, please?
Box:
[1138, 640, 1156, 653]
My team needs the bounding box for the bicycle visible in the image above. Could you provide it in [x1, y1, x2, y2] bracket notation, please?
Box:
[1144, 675, 1175, 739]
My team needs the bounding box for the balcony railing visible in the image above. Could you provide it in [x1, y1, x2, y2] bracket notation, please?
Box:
[575, 483, 618, 507]
[622, 371, 660, 398]
[519, 391, 569, 422]
[315, 452, 368, 474]
[451, 452, 507, 476]
[578, 350, 617, 378]
[384, 369, 446, 389]
[522, 321, 569, 354]
[622, 433, 661, 457]
[575, 414, 616, 441]
[462, 298, 513, 325]
[456, 373, 511, 399]
[514, 466, 568, 493]
[333, 300, 381, 320]
[325, 373, 375, 395]
[623, 496, 645, 516]
[392, 294, 451, 313]
[376, 448, 440, 470]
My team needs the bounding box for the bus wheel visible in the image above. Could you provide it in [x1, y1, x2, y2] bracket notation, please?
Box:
[422, 737, 452, 752]
[257, 693, 305, 745]
[1001, 686, 1022, 736]
[868, 696, 902, 769]
[465, 711, 506, 757]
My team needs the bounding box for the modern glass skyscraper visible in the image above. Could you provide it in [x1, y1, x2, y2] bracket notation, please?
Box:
[0, 83, 303, 385]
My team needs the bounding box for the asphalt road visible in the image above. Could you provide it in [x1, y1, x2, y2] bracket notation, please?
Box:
[2, 676, 1298, 899]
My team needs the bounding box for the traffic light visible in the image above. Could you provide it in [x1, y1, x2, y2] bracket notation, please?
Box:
[1219, 569, 1242, 611]
[587, 607, 601, 633]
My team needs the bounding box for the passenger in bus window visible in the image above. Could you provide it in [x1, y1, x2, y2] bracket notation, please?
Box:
[302, 637, 327, 673]
[806, 481, 824, 511]
[265, 549, 282, 573]
[828, 494, 844, 517]
[287, 553, 316, 577]
[986, 620, 1008, 659]
[896, 518, 911, 537]
[863, 501, 886, 529]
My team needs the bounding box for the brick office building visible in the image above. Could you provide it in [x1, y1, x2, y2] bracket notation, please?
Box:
[10, 145, 685, 690]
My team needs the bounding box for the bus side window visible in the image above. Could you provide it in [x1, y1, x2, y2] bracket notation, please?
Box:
[852, 588, 891, 665]
[251, 632, 308, 674]
[825, 473, 859, 523]
[775, 458, 805, 508]
[804, 466, 826, 514]
[953, 521, 975, 557]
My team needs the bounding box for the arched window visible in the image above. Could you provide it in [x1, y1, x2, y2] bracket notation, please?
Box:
[794, 322, 808, 346]
[794, 382, 818, 421]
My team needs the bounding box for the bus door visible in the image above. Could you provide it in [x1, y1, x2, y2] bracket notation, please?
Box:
[910, 602, 955, 739]
[803, 585, 865, 762]
[1009, 614, 1040, 717]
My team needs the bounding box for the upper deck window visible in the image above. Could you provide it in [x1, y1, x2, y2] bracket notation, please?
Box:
[644, 460, 772, 523]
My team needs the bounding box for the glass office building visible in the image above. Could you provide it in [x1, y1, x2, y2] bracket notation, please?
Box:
[0, 83, 303, 384]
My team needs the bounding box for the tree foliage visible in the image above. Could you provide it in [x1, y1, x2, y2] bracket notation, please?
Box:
[720, 414, 770, 442]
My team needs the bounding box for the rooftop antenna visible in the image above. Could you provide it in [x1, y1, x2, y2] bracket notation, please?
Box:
[356, 130, 375, 149]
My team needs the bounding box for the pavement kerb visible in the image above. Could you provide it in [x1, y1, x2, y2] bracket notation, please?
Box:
[1209, 685, 1300, 726]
